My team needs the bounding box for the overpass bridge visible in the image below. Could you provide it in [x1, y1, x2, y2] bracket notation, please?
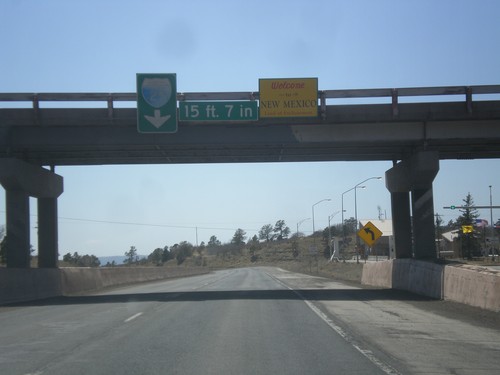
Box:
[1, 85, 500, 268]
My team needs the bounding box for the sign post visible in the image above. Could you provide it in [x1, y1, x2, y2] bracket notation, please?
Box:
[137, 73, 177, 133]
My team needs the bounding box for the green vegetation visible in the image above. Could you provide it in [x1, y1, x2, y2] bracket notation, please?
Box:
[455, 193, 482, 259]
[62, 252, 100, 267]
[2, 191, 497, 271]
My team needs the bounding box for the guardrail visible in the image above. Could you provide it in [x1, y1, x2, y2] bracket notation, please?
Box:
[1, 85, 499, 119]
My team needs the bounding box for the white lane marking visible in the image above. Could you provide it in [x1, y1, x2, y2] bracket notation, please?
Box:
[302, 299, 401, 375]
[266, 272, 402, 375]
[24, 372, 43, 375]
[124, 312, 143, 323]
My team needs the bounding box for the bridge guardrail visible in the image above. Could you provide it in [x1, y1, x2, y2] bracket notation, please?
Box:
[1, 85, 500, 119]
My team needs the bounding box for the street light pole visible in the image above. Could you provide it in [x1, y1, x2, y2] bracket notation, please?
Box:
[341, 186, 365, 242]
[312, 199, 331, 235]
[328, 210, 342, 258]
[490, 185, 493, 231]
[296, 218, 310, 238]
[490, 185, 495, 258]
[353, 176, 382, 263]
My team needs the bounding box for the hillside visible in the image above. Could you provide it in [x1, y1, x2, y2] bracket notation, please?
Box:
[181, 234, 364, 284]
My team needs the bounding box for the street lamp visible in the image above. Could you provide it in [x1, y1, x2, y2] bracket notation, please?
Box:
[490, 185, 493, 232]
[490, 185, 496, 258]
[296, 218, 310, 237]
[328, 210, 343, 258]
[354, 176, 382, 263]
[312, 199, 331, 235]
[341, 186, 365, 241]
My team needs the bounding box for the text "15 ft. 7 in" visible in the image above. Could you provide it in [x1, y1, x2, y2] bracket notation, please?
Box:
[179, 101, 258, 122]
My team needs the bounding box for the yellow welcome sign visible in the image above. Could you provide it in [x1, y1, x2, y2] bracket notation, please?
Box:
[259, 78, 318, 118]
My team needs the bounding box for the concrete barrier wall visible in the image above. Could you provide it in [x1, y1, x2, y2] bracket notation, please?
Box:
[360, 260, 392, 288]
[443, 264, 500, 312]
[362, 259, 500, 312]
[0, 268, 62, 304]
[1, 266, 210, 304]
[406, 260, 443, 299]
[60, 267, 210, 295]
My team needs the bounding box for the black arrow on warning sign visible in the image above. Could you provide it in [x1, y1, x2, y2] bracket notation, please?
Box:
[364, 227, 375, 241]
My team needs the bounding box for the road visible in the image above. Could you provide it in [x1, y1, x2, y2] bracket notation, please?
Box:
[0, 267, 498, 375]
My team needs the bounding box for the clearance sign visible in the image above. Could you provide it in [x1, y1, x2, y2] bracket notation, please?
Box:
[259, 78, 318, 118]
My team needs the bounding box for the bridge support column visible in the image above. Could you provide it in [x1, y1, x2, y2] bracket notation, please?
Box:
[412, 187, 437, 259]
[5, 190, 31, 268]
[38, 198, 59, 268]
[0, 159, 63, 268]
[386, 151, 439, 259]
[390, 192, 412, 258]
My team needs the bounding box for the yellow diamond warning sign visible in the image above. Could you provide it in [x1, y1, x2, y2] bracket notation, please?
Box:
[357, 221, 383, 247]
[462, 225, 474, 234]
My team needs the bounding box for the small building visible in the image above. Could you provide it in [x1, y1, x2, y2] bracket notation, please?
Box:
[440, 230, 460, 258]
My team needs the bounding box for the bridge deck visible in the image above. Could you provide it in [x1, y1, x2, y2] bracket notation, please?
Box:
[1, 86, 499, 165]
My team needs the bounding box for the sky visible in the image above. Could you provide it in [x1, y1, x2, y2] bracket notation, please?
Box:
[1, 0, 500, 257]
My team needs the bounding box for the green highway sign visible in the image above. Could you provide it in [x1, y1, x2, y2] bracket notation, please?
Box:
[179, 101, 258, 121]
[137, 73, 177, 133]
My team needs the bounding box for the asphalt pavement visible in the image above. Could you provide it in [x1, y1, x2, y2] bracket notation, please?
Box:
[0, 267, 499, 374]
[0, 268, 389, 375]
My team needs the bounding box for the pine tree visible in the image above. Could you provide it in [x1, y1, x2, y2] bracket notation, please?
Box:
[456, 193, 481, 259]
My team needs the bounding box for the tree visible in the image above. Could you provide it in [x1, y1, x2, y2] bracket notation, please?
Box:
[196, 241, 205, 256]
[207, 235, 221, 248]
[124, 246, 139, 265]
[231, 228, 247, 246]
[62, 251, 100, 267]
[248, 235, 259, 262]
[148, 248, 164, 266]
[343, 217, 357, 236]
[456, 193, 481, 259]
[175, 241, 193, 265]
[435, 213, 444, 254]
[162, 246, 172, 263]
[79, 254, 100, 267]
[273, 220, 290, 240]
[259, 224, 274, 242]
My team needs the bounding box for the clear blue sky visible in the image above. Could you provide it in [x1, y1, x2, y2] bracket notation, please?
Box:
[1, 0, 500, 257]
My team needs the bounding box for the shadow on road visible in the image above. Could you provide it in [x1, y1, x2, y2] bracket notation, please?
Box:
[10, 288, 435, 307]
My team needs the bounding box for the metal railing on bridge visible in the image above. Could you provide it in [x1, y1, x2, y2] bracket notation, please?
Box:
[1, 84, 500, 119]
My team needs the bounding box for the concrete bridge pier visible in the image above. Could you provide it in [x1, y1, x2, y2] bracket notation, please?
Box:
[389, 192, 412, 258]
[0, 159, 63, 268]
[386, 151, 439, 259]
[38, 197, 59, 268]
[5, 189, 30, 267]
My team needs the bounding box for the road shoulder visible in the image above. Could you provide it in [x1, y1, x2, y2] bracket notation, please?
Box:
[263, 266, 500, 375]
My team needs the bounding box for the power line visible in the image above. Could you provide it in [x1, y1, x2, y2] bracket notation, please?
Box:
[58, 215, 259, 232]
[0, 210, 259, 233]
